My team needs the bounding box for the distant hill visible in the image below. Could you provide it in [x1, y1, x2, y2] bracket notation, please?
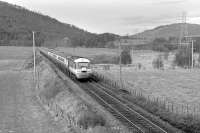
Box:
[131, 23, 200, 42]
[0, 1, 119, 47]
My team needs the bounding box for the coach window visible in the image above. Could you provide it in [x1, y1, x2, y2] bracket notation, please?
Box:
[60, 58, 64, 62]
[69, 61, 72, 67]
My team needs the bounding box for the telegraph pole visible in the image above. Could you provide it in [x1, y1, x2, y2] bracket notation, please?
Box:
[191, 40, 194, 68]
[118, 38, 122, 89]
[185, 35, 200, 68]
[32, 31, 36, 82]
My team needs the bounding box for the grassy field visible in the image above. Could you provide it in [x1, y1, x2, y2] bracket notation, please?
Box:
[0, 46, 68, 133]
[56, 47, 118, 58]
[55, 47, 120, 64]
[97, 68, 200, 109]
[0, 46, 32, 60]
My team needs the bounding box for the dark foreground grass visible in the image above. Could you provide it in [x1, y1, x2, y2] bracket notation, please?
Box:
[77, 110, 106, 129]
[86, 126, 117, 133]
[124, 94, 200, 133]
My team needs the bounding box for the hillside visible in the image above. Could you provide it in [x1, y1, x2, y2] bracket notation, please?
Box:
[131, 23, 200, 41]
[0, 1, 118, 47]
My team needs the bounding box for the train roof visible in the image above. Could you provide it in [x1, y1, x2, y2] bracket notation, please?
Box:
[47, 49, 90, 62]
[68, 56, 90, 63]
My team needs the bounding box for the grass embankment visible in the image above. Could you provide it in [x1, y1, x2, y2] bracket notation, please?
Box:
[124, 94, 200, 133]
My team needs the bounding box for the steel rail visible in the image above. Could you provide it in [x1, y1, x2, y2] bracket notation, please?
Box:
[80, 82, 145, 133]
[88, 80, 168, 133]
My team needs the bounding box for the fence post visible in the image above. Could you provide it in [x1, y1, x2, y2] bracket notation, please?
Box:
[167, 101, 170, 112]
[193, 105, 196, 118]
[163, 99, 166, 110]
[182, 104, 184, 114]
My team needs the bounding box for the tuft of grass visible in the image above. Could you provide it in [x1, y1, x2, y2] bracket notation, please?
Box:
[40, 78, 64, 102]
[86, 126, 117, 133]
[77, 110, 106, 129]
[24, 53, 43, 69]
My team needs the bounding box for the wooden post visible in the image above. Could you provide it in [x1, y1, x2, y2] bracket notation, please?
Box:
[118, 39, 123, 89]
[32, 31, 36, 83]
[182, 104, 184, 114]
[191, 40, 194, 68]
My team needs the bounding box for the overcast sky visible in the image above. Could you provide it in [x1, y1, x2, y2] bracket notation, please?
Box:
[3, 0, 200, 35]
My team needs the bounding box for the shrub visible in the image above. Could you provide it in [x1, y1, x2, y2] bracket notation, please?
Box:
[120, 49, 132, 65]
[152, 56, 164, 69]
[138, 63, 142, 70]
[174, 47, 192, 68]
[77, 110, 106, 129]
[152, 44, 169, 52]
[86, 126, 116, 133]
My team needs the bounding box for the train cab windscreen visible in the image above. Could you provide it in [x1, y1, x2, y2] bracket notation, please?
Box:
[77, 62, 90, 69]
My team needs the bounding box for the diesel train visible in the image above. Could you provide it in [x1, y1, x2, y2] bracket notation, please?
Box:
[47, 50, 92, 79]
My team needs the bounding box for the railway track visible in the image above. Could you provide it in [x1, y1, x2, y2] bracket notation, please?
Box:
[76, 79, 170, 133]
[39, 49, 181, 133]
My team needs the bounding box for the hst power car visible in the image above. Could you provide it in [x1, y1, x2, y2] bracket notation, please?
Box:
[68, 56, 92, 79]
[47, 51, 92, 79]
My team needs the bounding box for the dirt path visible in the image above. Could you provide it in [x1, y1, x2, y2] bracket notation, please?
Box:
[0, 60, 66, 133]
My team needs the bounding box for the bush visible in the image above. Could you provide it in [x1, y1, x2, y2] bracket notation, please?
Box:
[174, 47, 192, 68]
[138, 63, 142, 70]
[152, 56, 164, 69]
[152, 44, 169, 52]
[121, 49, 132, 65]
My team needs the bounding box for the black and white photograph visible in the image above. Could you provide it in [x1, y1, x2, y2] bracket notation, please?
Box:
[0, 0, 200, 132]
